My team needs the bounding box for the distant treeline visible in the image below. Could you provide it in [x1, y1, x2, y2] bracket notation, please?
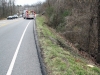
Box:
[0, 0, 16, 19]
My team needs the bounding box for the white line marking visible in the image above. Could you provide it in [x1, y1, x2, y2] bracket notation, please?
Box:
[6, 21, 32, 75]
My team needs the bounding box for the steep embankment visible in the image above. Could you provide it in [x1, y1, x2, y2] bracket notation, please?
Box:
[36, 15, 100, 75]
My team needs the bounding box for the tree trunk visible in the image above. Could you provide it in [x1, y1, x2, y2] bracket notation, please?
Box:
[96, 0, 100, 63]
[98, 0, 100, 53]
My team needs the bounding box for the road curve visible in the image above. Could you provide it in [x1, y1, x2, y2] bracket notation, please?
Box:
[0, 18, 42, 75]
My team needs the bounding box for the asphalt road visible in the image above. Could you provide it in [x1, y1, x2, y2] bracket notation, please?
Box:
[0, 18, 42, 75]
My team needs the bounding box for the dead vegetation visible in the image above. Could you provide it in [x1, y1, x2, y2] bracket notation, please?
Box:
[38, 0, 100, 64]
[36, 16, 100, 75]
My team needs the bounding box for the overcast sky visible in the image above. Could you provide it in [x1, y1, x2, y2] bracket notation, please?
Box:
[15, 0, 46, 5]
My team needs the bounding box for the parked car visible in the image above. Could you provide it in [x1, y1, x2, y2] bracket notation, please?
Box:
[13, 15, 18, 19]
[14, 15, 18, 18]
[7, 16, 13, 19]
[19, 15, 22, 18]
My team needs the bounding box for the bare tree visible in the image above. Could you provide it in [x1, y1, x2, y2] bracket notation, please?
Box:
[40, 0, 100, 63]
[0, 0, 16, 19]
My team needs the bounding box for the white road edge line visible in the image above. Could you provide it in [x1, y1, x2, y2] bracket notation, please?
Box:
[6, 21, 32, 75]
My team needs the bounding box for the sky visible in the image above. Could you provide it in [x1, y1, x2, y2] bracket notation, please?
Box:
[15, 0, 46, 5]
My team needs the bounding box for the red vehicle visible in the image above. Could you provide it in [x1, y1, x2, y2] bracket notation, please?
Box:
[23, 10, 35, 19]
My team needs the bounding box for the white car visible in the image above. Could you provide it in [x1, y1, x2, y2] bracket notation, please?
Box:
[13, 15, 18, 19]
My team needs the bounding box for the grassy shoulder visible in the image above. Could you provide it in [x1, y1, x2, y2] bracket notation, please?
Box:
[36, 15, 100, 75]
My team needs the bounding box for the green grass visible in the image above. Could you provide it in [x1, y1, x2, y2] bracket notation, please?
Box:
[36, 15, 100, 75]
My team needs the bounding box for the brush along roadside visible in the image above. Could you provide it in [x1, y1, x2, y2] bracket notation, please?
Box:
[36, 15, 100, 75]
